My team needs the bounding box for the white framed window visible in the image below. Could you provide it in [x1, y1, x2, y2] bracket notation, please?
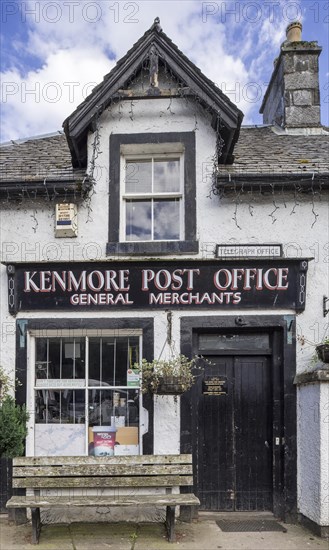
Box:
[28, 329, 142, 456]
[121, 150, 184, 242]
[107, 132, 197, 256]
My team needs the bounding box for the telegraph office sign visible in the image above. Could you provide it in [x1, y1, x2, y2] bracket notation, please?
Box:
[6, 260, 308, 314]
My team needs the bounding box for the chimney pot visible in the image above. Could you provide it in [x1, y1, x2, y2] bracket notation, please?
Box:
[286, 21, 302, 42]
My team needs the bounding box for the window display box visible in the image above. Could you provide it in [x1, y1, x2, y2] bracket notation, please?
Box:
[116, 427, 139, 445]
[114, 445, 139, 456]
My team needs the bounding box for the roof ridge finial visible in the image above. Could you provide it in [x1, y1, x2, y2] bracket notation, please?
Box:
[153, 17, 162, 32]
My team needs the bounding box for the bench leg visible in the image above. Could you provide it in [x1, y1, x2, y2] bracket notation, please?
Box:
[180, 504, 198, 522]
[166, 506, 176, 543]
[31, 508, 41, 545]
[8, 507, 27, 525]
[8, 487, 27, 525]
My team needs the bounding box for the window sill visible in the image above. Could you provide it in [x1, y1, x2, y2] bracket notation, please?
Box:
[106, 241, 199, 256]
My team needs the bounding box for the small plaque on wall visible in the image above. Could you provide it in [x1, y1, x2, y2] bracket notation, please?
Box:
[216, 244, 282, 258]
[55, 203, 78, 237]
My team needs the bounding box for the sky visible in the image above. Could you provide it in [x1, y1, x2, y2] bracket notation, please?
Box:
[0, 0, 328, 142]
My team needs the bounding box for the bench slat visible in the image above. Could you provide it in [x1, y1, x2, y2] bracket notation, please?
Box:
[13, 454, 192, 467]
[13, 475, 194, 489]
[13, 464, 192, 478]
[7, 494, 200, 509]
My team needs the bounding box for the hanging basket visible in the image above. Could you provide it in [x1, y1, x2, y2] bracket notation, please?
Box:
[137, 355, 201, 395]
[316, 344, 329, 363]
[154, 376, 188, 395]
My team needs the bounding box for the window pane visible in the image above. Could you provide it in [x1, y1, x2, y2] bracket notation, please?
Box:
[115, 336, 139, 386]
[35, 338, 52, 380]
[62, 338, 85, 379]
[89, 337, 115, 386]
[48, 339, 61, 378]
[36, 337, 85, 381]
[89, 336, 139, 387]
[125, 160, 152, 193]
[35, 389, 85, 424]
[126, 200, 151, 241]
[154, 159, 180, 192]
[198, 333, 270, 351]
[154, 199, 180, 240]
[36, 339, 47, 364]
[88, 338, 101, 385]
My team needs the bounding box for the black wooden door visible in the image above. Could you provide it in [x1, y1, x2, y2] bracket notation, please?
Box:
[195, 355, 273, 511]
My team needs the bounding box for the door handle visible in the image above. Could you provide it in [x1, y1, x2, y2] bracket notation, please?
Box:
[274, 437, 284, 446]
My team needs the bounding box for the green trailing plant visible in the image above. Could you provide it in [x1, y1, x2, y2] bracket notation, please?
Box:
[0, 366, 29, 458]
[135, 354, 203, 395]
[0, 366, 13, 402]
[0, 396, 29, 458]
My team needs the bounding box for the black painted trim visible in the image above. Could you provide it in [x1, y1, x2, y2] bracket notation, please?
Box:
[0, 178, 91, 201]
[108, 132, 198, 256]
[15, 317, 154, 455]
[180, 315, 297, 522]
[106, 240, 199, 256]
[216, 172, 329, 193]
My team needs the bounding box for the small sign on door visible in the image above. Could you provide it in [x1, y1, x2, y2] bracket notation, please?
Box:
[203, 376, 228, 395]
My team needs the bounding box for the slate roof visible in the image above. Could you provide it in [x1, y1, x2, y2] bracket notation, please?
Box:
[0, 132, 90, 199]
[218, 126, 329, 176]
[1, 132, 79, 181]
[1, 126, 328, 200]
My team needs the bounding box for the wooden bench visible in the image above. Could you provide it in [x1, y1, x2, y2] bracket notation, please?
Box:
[6, 454, 199, 544]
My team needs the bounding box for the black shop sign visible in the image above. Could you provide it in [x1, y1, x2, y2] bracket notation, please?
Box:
[6, 259, 308, 314]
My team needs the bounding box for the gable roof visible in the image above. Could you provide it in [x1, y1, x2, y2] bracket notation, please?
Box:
[63, 19, 243, 168]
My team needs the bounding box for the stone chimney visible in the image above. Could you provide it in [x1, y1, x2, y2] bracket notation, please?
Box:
[260, 22, 322, 128]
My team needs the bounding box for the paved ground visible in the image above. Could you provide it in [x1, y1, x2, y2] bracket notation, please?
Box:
[0, 512, 327, 550]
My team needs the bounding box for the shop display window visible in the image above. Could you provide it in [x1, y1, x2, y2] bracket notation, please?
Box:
[33, 332, 141, 455]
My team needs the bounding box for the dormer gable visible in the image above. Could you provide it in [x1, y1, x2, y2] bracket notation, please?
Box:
[63, 18, 243, 168]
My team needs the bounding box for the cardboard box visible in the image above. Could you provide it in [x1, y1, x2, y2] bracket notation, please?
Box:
[115, 427, 139, 445]
[114, 445, 139, 456]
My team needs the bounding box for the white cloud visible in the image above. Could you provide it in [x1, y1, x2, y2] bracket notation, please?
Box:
[1, 0, 308, 141]
[1, 47, 113, 141]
